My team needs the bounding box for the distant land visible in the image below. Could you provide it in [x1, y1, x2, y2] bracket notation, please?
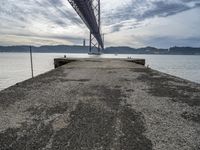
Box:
[0, 45, 200, 55]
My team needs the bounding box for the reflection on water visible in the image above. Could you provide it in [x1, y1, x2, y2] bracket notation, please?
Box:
[0, 53, 200, 90]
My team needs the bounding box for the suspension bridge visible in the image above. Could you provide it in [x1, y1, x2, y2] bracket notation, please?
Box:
[68, 0, 104, 53]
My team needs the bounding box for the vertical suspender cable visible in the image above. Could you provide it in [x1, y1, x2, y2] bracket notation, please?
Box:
[30, 46, 34, 78]
[89, 32, 92, 53]
[98, 0, 101, 52]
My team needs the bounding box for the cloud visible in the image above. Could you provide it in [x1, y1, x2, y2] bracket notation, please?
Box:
[103, 0, 200, 32]
[0, 0, 88, 46]
[103, 0, 200, 23]
[104, 7, 200, 48]
[0, 0, 200, 48]
[33, 0, 83, 25]
[0, 34, 73, 46]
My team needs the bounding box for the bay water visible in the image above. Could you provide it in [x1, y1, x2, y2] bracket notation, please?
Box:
[0, 53, 200, 91]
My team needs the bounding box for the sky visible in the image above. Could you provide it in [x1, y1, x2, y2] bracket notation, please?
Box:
[0, 0, 200, 48]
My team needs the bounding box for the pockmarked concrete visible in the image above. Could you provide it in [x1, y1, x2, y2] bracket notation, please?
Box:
[0, 58, 200, 150]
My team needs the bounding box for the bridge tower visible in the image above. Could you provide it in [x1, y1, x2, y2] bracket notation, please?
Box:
[89, 0, 102, 53]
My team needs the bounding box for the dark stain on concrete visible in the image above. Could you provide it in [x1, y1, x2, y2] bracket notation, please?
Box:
[0, 128, 18, 149]
[99, 86, 124, 111]
[85, 60, 103, 62]
[0, 88, 26, 108]
[114, 85, 121, 89]
[26, 102, 69, 118]
[50, 102, 153, 150]
[126, 89, 135, 92]
[137, 70, 200, 107]
[0, 122, 53, 150]
[119, 78, 131, 82]
[80, 85, 152, 149]
[85, 85, 126, 111]
[130, 68, 149, 73]
[12, 123, 53, 150]
[120, 106, 153, 150]
[52, 102, 115, 150]
[0, 102, 69, 149]
[79, 82, 84, 85]
[107, 70, 117, 74]
[58, 78, 90, 82]
[181, 111, 200, 124]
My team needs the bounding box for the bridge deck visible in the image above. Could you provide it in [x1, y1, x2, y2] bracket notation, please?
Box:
[0, 58, 200, 149]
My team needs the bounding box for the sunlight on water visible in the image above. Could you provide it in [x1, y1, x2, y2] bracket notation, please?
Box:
[0, 53, 200, 91]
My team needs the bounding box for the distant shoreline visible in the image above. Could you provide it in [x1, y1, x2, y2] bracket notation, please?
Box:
[1, 52, 200, 55]
[0, 45, 200, 55]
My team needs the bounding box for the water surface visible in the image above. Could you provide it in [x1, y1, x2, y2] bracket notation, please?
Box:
[0, 53, 200, 91]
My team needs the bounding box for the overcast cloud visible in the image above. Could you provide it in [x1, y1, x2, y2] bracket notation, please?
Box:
[0, 0, 200, 48]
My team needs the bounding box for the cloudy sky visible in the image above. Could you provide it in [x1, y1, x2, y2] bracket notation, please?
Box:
[0, 0, 200, 48]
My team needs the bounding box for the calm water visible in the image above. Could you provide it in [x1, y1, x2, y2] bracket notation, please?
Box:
[0, 53, 200, 91]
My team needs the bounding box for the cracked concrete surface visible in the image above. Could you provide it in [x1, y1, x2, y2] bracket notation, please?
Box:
[0, 58, 200, 150]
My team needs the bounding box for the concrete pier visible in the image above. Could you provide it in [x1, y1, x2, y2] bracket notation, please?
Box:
[0, 58, 200, 150]
[54, 58, 146, 68]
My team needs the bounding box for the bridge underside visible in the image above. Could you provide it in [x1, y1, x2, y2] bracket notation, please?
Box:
[68, 0, 104, 52]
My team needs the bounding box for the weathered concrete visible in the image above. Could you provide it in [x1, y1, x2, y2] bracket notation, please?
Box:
[54, 58, 76, 68]
[0, 58, 200, 150]
[54, 58, 146, 68]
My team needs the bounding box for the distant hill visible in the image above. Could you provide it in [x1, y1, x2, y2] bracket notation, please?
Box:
[0, 45, 89, 53]
[168, 47, 200, 55]
[0, 45, 200, 55]
[104, 46, 169, 54]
